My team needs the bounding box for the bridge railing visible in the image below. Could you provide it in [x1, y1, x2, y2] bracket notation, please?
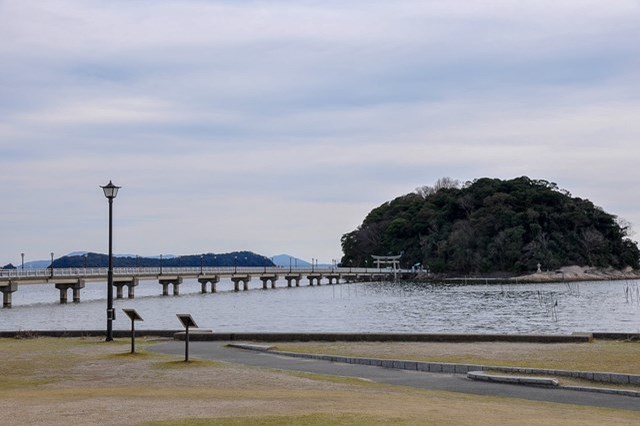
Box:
[1, 266, 413, 279]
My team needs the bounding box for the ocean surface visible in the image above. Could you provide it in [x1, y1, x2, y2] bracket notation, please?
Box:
[1, 278, 639, 333]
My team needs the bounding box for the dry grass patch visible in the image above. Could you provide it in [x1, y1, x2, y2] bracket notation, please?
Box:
[1, 337, 639, 425]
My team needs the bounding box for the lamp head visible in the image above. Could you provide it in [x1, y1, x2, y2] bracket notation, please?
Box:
[101, 181, 121, 199]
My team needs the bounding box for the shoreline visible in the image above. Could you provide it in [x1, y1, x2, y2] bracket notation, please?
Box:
[417, 265, 640, 284]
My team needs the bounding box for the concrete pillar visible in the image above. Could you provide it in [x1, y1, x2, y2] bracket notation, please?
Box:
[326, 275, 340, 285]
[0, 282, 18, 308]
[232, 276, 250, 292]
[127, 278, 139, 299]
[198, 276, 219, 293]
[285, 274, 301, 287]
[115, 283, 125, 299]
[307, 275, 323, 286]
[159, 277, 182, 296]
[55, 280, 85, 304]
[2, 291, 12, 308]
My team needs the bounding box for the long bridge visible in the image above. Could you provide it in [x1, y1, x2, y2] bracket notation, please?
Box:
[0, 266, 416, 308]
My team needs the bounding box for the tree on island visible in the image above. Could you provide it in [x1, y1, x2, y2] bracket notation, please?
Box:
[341, 176, 640, 274]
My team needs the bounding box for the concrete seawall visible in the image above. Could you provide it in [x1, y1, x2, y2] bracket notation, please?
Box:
[172, 332, 596, 343]
[1, 330, 637, 342]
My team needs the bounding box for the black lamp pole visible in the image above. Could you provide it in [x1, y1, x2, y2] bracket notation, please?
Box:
[101, 180, 120, 342]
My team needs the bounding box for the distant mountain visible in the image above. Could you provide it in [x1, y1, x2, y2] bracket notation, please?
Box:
[23, 260, 52, 269]
[49, 250, 274, 268]
[271, 254, 311, 268]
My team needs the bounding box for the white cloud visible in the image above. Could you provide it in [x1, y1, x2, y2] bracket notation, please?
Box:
[2, 1, 640, 264]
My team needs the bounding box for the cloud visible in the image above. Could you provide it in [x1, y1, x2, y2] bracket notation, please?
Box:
[2, 0, 640, 264]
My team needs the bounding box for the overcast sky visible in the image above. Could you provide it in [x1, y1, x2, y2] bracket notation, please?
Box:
[2, 0, 640, 266]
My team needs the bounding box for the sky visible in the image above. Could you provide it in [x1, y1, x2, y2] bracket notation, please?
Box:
[1, 0, 640, 266]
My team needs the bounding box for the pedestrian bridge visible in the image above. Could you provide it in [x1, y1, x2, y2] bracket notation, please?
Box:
[0, 266, 414, 308]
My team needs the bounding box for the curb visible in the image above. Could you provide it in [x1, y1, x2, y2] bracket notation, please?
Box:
[228, 343, 275, 352]
[467, 371, 559, 387]
[229, 343, 640, 397]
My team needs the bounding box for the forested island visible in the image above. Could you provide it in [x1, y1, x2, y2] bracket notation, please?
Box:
[49, 251, 273, 269]
[341, 177, 639, 275]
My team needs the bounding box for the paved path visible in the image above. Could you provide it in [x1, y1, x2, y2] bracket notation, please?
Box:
[151, 341, 640, 412]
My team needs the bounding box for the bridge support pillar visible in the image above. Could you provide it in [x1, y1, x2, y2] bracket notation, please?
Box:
[326, 274, 340, 285]
[55, 280, 85, 304]
[259, 275, 278, 289]
[342, 274, 357, 283]
[307, 274, 323, 286]
[114, 278, 138, 299]
[159, 277, 183, 296]
[198, 275, 219, 293]
[231, 275, 250, 292]
[0, 282, 18, 308]
[284, 274, 301, 287]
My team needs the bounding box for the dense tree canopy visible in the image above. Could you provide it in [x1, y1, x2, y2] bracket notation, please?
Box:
[341, 177, 639, 274]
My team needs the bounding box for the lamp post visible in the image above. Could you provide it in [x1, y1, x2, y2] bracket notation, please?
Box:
[21, 253, 24, 271]
[234, 255, 237, 274]
[160, 254, 163, 275]
[101, 180, 120, 342]
[200, 254, 204, 274]
[50, 252, 54, 278]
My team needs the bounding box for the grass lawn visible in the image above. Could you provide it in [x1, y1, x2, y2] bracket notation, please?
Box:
[0, 337, 638, 425]
[274, 340, 640, 373]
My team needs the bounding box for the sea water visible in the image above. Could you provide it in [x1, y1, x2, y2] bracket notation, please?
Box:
[0, 278, 638, 333]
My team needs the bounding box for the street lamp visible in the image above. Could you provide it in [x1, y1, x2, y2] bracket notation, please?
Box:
[21, 253, 24, 271]
[101, 180, 120, 342]
[200, 254, 204, 274]
[234, 255, 237, 274]
[50, 252, 54, 278]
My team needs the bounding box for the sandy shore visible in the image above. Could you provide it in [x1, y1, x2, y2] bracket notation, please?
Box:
[516, 265, 640, 283]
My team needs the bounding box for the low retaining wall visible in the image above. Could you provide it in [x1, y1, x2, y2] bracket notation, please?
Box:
[0, 330, 179, 338]
[173, 332, 594, 343]
[1, 330, 638, 342]
[245, 346, 640, 387]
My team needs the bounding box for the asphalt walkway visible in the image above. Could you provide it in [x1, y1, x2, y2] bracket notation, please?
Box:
[150, 341, 640, 412]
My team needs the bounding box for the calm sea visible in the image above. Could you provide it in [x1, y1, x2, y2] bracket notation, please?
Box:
[1, 278, 639, 333]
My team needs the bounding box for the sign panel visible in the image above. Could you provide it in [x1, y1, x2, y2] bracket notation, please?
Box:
[123, 308, 143, 322]
[177, 313, 198, 328]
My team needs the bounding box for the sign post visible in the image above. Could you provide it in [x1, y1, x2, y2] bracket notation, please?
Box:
[176, 314, 198, 362]
[122, 309, 143, 354]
